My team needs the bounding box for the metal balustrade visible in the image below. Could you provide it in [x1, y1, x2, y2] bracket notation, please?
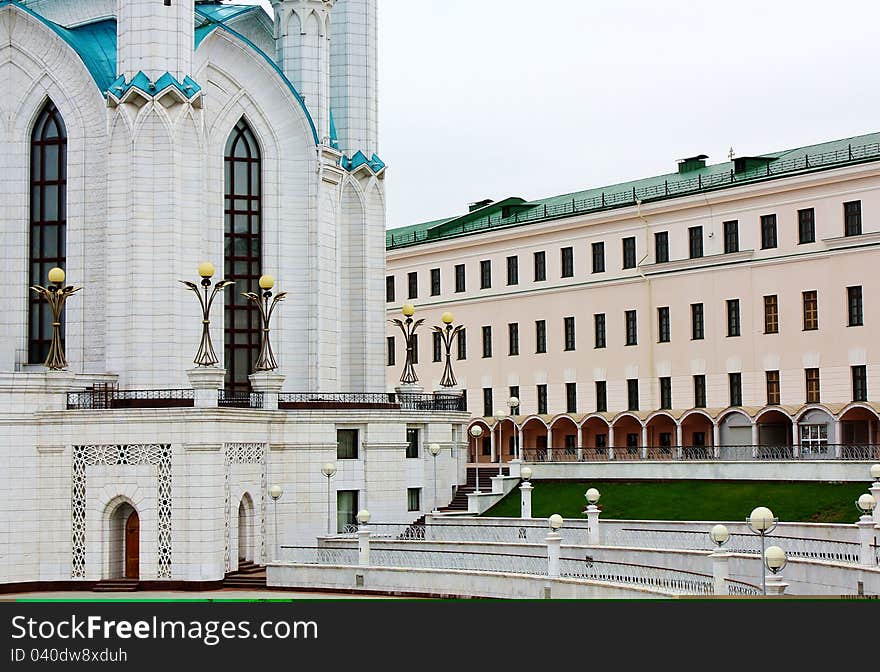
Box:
[277, 391, 467, 412]
[725, 579, 762, 596]
[66, 389, 194, 410]
[423, 522, 592, 546]
[387, 140, 880, 250]
[218, 389, 264, 409]
[521, 444, 880, 463]
[559, 557, 716, 596]
[336, 523, 427, 541]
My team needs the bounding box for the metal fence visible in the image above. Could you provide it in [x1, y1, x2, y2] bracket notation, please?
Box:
[387, 140, 880, 250]
[521, 444, 880, 463]
[424, 522, 591, 546]
[336, 523, 427, 541]
[66, 389, 195, 410]
[218, 389, 264, 409]
[277, 391, 466, 412]
[726, 578, 762, 596]
[559, 556, 716, 596]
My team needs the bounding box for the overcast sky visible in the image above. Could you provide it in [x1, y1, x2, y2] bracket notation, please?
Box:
[243, 0, 880, 230]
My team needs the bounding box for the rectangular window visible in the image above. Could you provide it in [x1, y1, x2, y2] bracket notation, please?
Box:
[536, 320, 547, 353]
[508, 323, 519, 356]
[537, 384, 548, 415]
[595, 434, 607, 450]
[407, 488, 421, 512]
[480, 260, 491, 289]
[800, 424, 828, 456]
[658, 306, 670, 343]
[848, 286, 864, 327]
[595, 381, 607, 413]
[566, 382, 577, 413]
[337, 429, 359, 460]
[766, 371, 780, 405]
[564, 316, 576, 351]
[726, 299, 741, 337]
[386, 336, 395, 367]
[622, 237, 637, 269]
[594, 314, 606, 349]
[852, 365, 868, 402]
[336, 490, 358, 533]
[482, 325, 492, 358]
[691, 303, 704, 340]
[625, 310, 638, 346]
[844, 200, 862, 237]
[507, 255, 519, 285]
[385, 275, 395, 303]
[534, 251, 546, 281]
[430, 268, 441, 296]
[798, 208, 815, 244]
[688, 226, 703, 259]
[454, 264, 465, 293]
[432, 331, 442, 362]
[561, 247, 574, 278]
[410, 333, 419, 364]
[761, 214, 777, 249]
[729, 372, 742, 407]
[659, 377, 672, 409]
[456, 329, 466, 360]
[592, 242, 605, 273]
[655, 231, 669, 264]
[407, 271, 418, 299]
[723, 220, 739, 254]
[482, 388, 493, 418]
[693, 375, 706, 408]
[764, 295, 779, 334]
[627, 379, 639, 411]
[805, 368, 820, 403]
[406, 427, 420, 458]
[803, 290, 818, 330]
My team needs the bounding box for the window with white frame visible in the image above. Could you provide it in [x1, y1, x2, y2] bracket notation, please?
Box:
[799, 424, 828, 454]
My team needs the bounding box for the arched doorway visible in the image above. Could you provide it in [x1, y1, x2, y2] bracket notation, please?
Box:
[238, 495, 254, 563]
[109, 502, 139, 580]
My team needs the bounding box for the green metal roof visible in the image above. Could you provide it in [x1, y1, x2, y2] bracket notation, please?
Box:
[387, 131, 880, 250]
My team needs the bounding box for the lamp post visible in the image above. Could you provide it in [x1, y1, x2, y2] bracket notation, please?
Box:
[356, 509, 371, 566]
[30, 267, 81, 370]
[389, 303, 424, 385]
[469, 425, 484, 494]
[747, 506, 778, 596]
[520, 467, 533, 519]
[709, 524, 731, 595]
[856, 493, 877, 566]
[179, 262, 234, 366]
[546, 514, 564, 578]
[268, 484, 283, 562]
[241, 274, 287, 372]
[584, 488, 601, 545]
[433, 312, 463, 388]
[321, 462, 337, 535]
[494, 408, 508, 477]
[764, 545, 788, 596]
[507, 396, 520, 459]
[428, 443, 441, 511]
[870, 464, 880, 526]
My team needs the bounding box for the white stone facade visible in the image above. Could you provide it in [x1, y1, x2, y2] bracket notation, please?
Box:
[0, 0, 468, 587]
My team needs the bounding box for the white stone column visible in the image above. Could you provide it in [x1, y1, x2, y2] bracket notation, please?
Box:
[249, 371, 285, 411]
[833, 420, 842, 458]
[520, 482, 533, 519]
[546, 427, 553, 462]
[871, 482, 880, 526]
[490, 430, 496, 463]
[791, 421, 800, 458]
[577, 424, 584, 462]
[675, 424, 683, 460]
[640, 426, 648, 459]
[357, 529, 371, 566]
[546, 532, 561, 578]
[765, 573, 789, 596]
[751, 423, 759, 458]
[710, 551, 730, 595]
[712, 423, 721, 459]
[857, 515, 876, 566]
[187, 367, 225, 408]
[608, 426, 615, 460]
[586, 505, 601, 546]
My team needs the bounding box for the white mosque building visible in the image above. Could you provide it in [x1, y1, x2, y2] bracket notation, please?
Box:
[0, 0, 467, 589]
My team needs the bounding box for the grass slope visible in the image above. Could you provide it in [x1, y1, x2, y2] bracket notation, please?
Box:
[484, 480, 869, 523]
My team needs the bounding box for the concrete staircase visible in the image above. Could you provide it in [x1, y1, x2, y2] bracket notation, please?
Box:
[222, 560, 267, 589]
[93, 579, 139, 593]
[439, 466, 501, 512]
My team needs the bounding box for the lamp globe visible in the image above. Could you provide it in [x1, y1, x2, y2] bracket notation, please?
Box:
[469, 425, 483, 438]
[356, 509, 371, 525]
[198, 261, 215, 279]
[521, 467, 533, 481]
[765, 545, 787, 573]
[585, 488, 601, 505]
[548, 513, 564, 531]
[47, 267, 66, 284]
[748, 506, 775, 532]
[428, 443, 441, 456]
[709, 524, 730, 547]
[321, 463, 337, 478]
[268, 485, 283, 501]
[857, 493, 876, 513]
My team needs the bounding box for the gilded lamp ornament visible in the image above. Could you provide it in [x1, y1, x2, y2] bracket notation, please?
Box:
[433, 311, 463, 388]
[241, 274, 287, 372]
[389, 303, 424, 385]
[30, 267, 81, 370]
[179, 262, 234, 367]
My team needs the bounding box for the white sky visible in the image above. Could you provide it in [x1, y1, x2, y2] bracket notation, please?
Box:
[239, 0, 880, 230]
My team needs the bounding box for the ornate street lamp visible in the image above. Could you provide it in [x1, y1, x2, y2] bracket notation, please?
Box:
[747, 505, 778, 595]
[389, 303, 424, 385]
[494, 408, 508, 476]
[179, 262, 234, 367]
[268, 484, 283, 561]
[469, 425, 484, 494]
[433, 311, 463, 388]
[30, 267, 81, 370]
[241, 274, 287, 372]
[321, 462, 337, 535]
[428, 443, 442, 512]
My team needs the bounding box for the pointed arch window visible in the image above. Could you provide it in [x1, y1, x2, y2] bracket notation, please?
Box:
[224, 119, 262, 392]
[29, 101, 67, 364]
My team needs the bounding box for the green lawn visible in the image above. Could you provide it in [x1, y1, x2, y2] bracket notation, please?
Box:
[483, 480, 870, 523]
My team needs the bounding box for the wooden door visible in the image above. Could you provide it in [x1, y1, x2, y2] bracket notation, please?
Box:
[125, 511, 139, 579]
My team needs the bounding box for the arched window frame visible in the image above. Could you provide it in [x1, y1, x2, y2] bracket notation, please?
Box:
[224, 119, 262, 392]
[29, 101, 67, 364]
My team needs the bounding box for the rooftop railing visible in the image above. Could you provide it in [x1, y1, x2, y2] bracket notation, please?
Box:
[387, 140, 880, 250]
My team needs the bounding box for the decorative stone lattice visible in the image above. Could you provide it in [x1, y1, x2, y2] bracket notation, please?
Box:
[71, 444, 172, 579]
[223, 443, 267, 570]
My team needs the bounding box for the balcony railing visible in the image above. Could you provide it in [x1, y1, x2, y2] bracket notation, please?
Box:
[521, 444, 880, 462]
[278, 391, 467, 412]
[218, 390, 264, 409]
[66, 389, 195, 410]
